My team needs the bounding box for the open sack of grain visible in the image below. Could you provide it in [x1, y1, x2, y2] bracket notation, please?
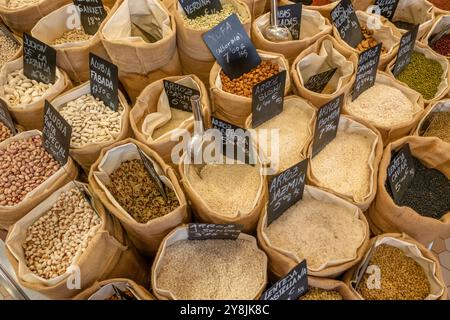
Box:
[344, 233, 447, 300]
[89, 140, 189, 256]
[74, 278, 154, 300]
[152, 226, 268, 300]
[5, 181, 148, 299]
[0, 24, 21, 69]
[423, 14, 450, 61]
[0, 130, 77, 233]
[100, 0, 181, 101]
[299, 277, 360, 300]
[130, 75, 211, 165]
[414, 99, 450, 148]
[389, 0, 434, 39]
[291, 35, 357, 108]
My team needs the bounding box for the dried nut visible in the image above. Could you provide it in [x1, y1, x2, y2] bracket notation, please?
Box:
[356, 27, 388, 54]
[52, 28, 92, 45]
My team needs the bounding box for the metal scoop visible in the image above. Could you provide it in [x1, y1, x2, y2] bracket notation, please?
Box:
[187, 95, 205, 175]
[264, 0, 292, 43]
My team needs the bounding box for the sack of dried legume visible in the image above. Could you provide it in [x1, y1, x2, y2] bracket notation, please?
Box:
[175, 0, 251, 87]
[5, 181, 149, 299]
[0, 58, 72, 130]
[89, 139, 189, 256]
[0, 130, 77, 233]
[152, 226, 268, 300]
[300, 277, 360, 300]
[30, 3, 111, 84]
[291, 35, 357, 108]
[0, 25, 21, 69]
[428, 0, 450, 15]
[130, 75, 211, 166]
[423, 14, 450, 61]
[257, 185, 370, 279]
[414, 99, 450, 147]
[343, 233, 448, 300]
[100, 0, 181, 102]
[343, 71, 425, 146]
[210, 50, 291, 128]
[251, 8, 332, 66]
[368, 136, 450, 246]
[307, 115, 383, 211]
[50, 81, 131, 172]
[73, 278, 155, 300]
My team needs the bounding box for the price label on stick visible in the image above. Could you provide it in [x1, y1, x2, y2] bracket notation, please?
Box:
[374, 0, 400, 21]
[188, 223, 242, 240]
[392, 25, 419, 77]
[89, 53, 119, 111]
[252, 70, 286, 128]
[311, 94, 343, 158]
[277, 4, 302, 41]
[42, 100, 72, 166]
[267, 159, 308, 226]
[163, 80, 200, 112]
[387, 144, 415, 203]
[0, 99, 17, 135]
[23, 33, 56, 84]
[304, 68, 337, 93]
[261, 260, 308, 300]
[73, 0, 107, 35]
[203, 14, 261, 79]
[352, 43, 382, 101]
[179, 0, 223, 19]
[330, 0, 363, 49]
[136, 147, 168, 202]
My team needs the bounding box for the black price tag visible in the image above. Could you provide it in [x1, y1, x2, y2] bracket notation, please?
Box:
[252, 70, 286, 128]
[136, 147, 168, 202]
[0, 99, 17, 135]
[374, 0, 399, 21]
[311, 94, 343, 158]
[352, 43, 382, 101]
[188, 223, 242, 240]
[304, 68, 337, 93]
[179, 0, 223, 19]
[392, 25, 419, 77]
[267, 159, 308, 226]
[73, 0, 107, 35]
[277, 4, 302, 41]
[203, 14, 261, 80]
[89, 53, 119, 111]
[43, 100, 72, 166]
[387, 144, 415, 203]
[23, 33, 56, 85]
[261, 260, 308, 300]
[291, 0, 312, 4]
[331, 0, 363, 49]
[163, 80, 200, 113]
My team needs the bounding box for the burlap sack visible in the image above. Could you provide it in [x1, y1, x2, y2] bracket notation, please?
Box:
[151, 226, 268, 300]
[427, 1, 450, 15]
[277, 0, 339, 20]
[291, 35, 357, 108]
[0, 58, 72, 130]
[73, 278, 154, 300]
[386, 42, 450, 104]
[307, 115, 383, 211]
[414, 99, 450, 148]
[343, 233, 448, 300]
[89, 139, 190, 257]
[0, 26, 21, 69]
[175, 0, 251, 87]
[5, 181, 149, 299]
[100, 0, 181, 102]
[0, 0, 71, 33]
[423, 14, 450, 62]
[368, 136, 450, 246]
[304, 277, 361, 300]
[130, 75, 211, 165]
[50, 82, 131, 172]
[210, 50, 291, 128]
[31, 4, 111, 84]
[343, 71, 425, 146]
[0, 130, 78, 233]
[257, 185, 370, 279]
[252, 8, 332, 65]
[241, 0, 266, 19]
[391, 0, 435, 39]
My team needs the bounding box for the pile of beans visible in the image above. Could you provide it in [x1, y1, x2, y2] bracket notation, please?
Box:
[355, 27, 387, 54]
[51, 28, 92, 45]
[182, 3, 244, 30]
[3, 70, 52, 106]
[0, 122, 12, 143]
[431, 34, 450, 57]
[0, 30, 19, 68]
[422, 111, 450, 142]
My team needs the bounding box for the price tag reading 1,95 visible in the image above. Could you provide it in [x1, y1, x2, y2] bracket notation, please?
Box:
[73, 0, 107, 35]
[23, 33, 56, 85]
[89, 53, 118, 111]
[203, 14, 261, 79]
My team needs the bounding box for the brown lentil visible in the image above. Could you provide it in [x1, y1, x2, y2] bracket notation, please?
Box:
[107, 159, 179, 224]
[423, 112, 450, 143]
[0, 122, 12, 143]
[300, 288, 343, 300]
[356, 27, 387, 54]
[51, 28, 92, 45]
[0, 30, 19, 68]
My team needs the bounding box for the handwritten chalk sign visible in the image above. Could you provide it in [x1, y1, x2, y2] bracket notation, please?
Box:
[331, 0, 363, 48]
[392, 24, 419, 77]
[73, 0, 107, 35]
[0, 99, 17, 135]
[374, 0, 399, 21]
[163, 80, 199, 113]
[261, 260, 308, 300]
[179, 0, 223, 19]
[89, 53, 118, 111]
[42, 100, 72, 166]
[137, 146, 168, 202]
[277, 3, 302, 41]
[311, 94, 343, 158]
[23, 33, 56, 84]
[267, 159, 308, 226]
[188, 223, 243, 240]
[203, 14, 261, 79]
[352, 43, 382, 101]
[387, 144, 415, 203]
[304, 68, 337, 93]
[252, 70, 286, 128]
